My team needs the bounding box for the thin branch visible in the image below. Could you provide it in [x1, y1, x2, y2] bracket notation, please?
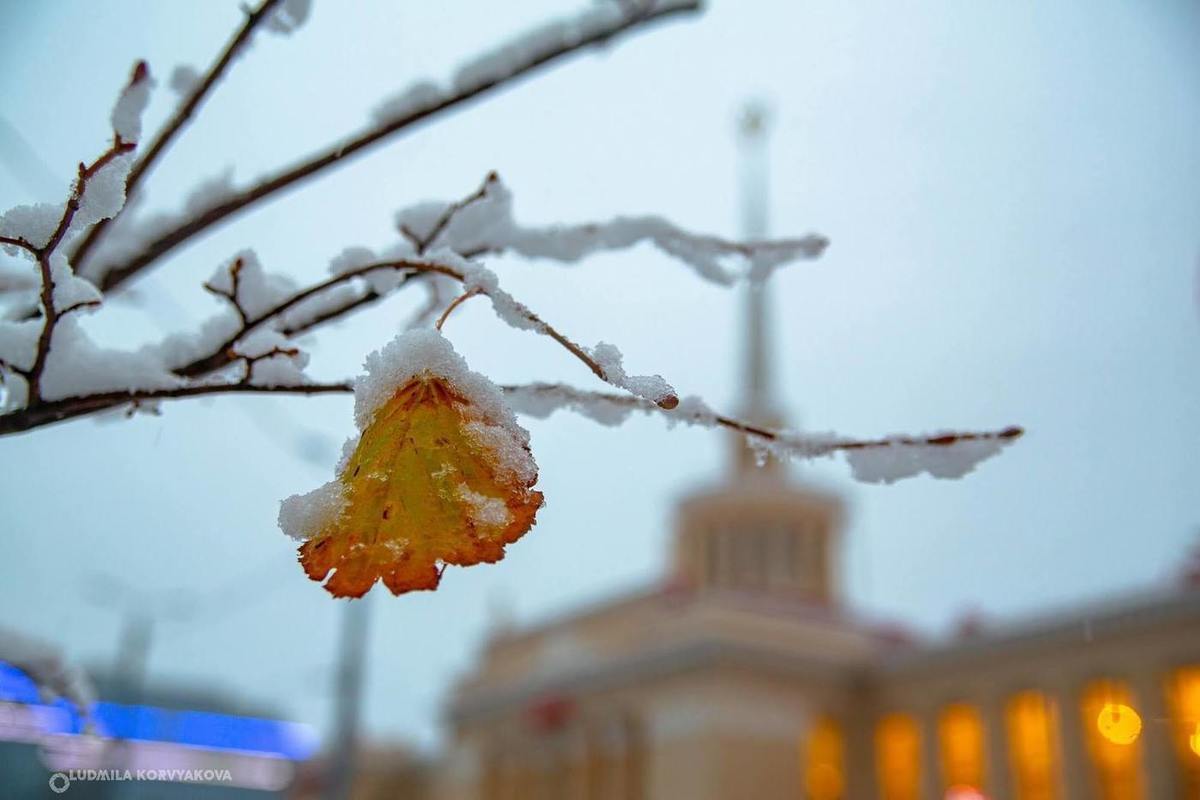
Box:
[435, 288, 482, 330]
[71, 0, 286, 270]
[497, 382, 1025, 453]
[184, 257, 676, 407]
[0, 236, 38, 255]
[0, 381, 353, 436]
[235, 344, 301, 385]
[202, 255, 249, 326]
[91, 1, 702, 294]
[25, 134, 138, 402]
[403, 172, 498, 254]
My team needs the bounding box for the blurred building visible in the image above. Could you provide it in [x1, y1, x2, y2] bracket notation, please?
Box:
[433, 274, 1200, 799]
[431, 110, 1200, 800]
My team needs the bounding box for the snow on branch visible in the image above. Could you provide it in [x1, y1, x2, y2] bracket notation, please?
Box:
[397, 173, 827, 284]
[80, 0, 704, 295]
[501, 382, 1025, 482]
[0, 62, 154, 410]
[70, 0, 289, 271]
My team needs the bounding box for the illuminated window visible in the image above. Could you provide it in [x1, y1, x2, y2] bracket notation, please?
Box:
[876, 713, 921, 800]
[939, 702, 987, 793]
[1005, 690, 1060, 800]
[803, 716, 845, 800]
[1165, 665, 1200, 798]
[1080, 679, 1145, 800]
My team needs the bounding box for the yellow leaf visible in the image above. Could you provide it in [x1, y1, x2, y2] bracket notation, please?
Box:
[298, 373, 542, 598]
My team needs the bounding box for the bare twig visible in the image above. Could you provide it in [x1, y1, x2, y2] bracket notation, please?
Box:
[435, 288, 482, 330]
[0, 236, 39, 255]
[71, 0, 286, 270]
[0, 381, 353, 436]
[90, 1, 702, 294]
[402, 172, 498, 254]
[235, 344, 301, 385]
[202, 255, 249, 325]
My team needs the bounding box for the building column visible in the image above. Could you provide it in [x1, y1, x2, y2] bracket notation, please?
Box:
[981, 693, 1012, 800]
[1050, 680, 1090, 800]
[920, 705, 942, 800]
[843, 702, 879, 800]
[1131, 669, 1177, 800]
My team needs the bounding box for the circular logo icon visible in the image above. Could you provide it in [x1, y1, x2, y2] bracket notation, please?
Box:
[48, 772, 70, 794]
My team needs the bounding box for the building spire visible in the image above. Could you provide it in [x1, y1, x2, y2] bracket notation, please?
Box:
[732, 103, 783, 477]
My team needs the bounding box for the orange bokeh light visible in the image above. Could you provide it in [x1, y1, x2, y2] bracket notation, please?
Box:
[1096, 703, 1141, 746]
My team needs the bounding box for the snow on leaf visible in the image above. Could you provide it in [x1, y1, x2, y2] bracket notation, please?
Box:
[281, 330, 542, 598]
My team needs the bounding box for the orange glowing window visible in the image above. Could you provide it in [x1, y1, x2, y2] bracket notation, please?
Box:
[938, 702, 987, 793]
[1165, 665, 1200, 798]
[876, 713, 921, 800]
[1005, 690, 1061, 800]
[803, 716, 845, 800]
[1080, 679, 1145, 800]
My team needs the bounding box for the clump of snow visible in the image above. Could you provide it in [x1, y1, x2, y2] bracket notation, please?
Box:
[0, 319, 42, 374]
[48, 255, 101, 313]
[0, 318, 38, 411]
[169, 64, 201, 97]
[39, 316, 182, 401]
[205, 249, 298, 320]
[111, 65, 153, 142]
[328, 246, 408, 295]
[279, 480, 347, 541]
[664, 395, 719, 428]
[0, 203, 63, 251]
[234, 328, 310, 385]
[183, 167, 237, 215]
[372, 81, 445, 125]
[502, 383, 650, 426]
[265, 0, 312, 35]
[449, 257, 540, 332]
[65, 152, 136, 244]
[844, 438, 1007, 484]
[355, 328, 522, 438]
[589, 342, 676, 407]
[455, 485, 512, 529]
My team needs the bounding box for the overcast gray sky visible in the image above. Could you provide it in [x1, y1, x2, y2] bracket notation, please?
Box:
[1, 0, 1198, 748]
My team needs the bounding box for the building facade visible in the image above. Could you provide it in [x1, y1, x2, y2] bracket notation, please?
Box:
[432, 111, 1200, 799]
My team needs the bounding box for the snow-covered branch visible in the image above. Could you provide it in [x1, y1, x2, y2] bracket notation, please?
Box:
[502, 382, 1024, 482]
[0, 0, 1023, 509]
[82, 0, 704, 295]
[70, 0, 291, 271]
[0, 62, 150, 406]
